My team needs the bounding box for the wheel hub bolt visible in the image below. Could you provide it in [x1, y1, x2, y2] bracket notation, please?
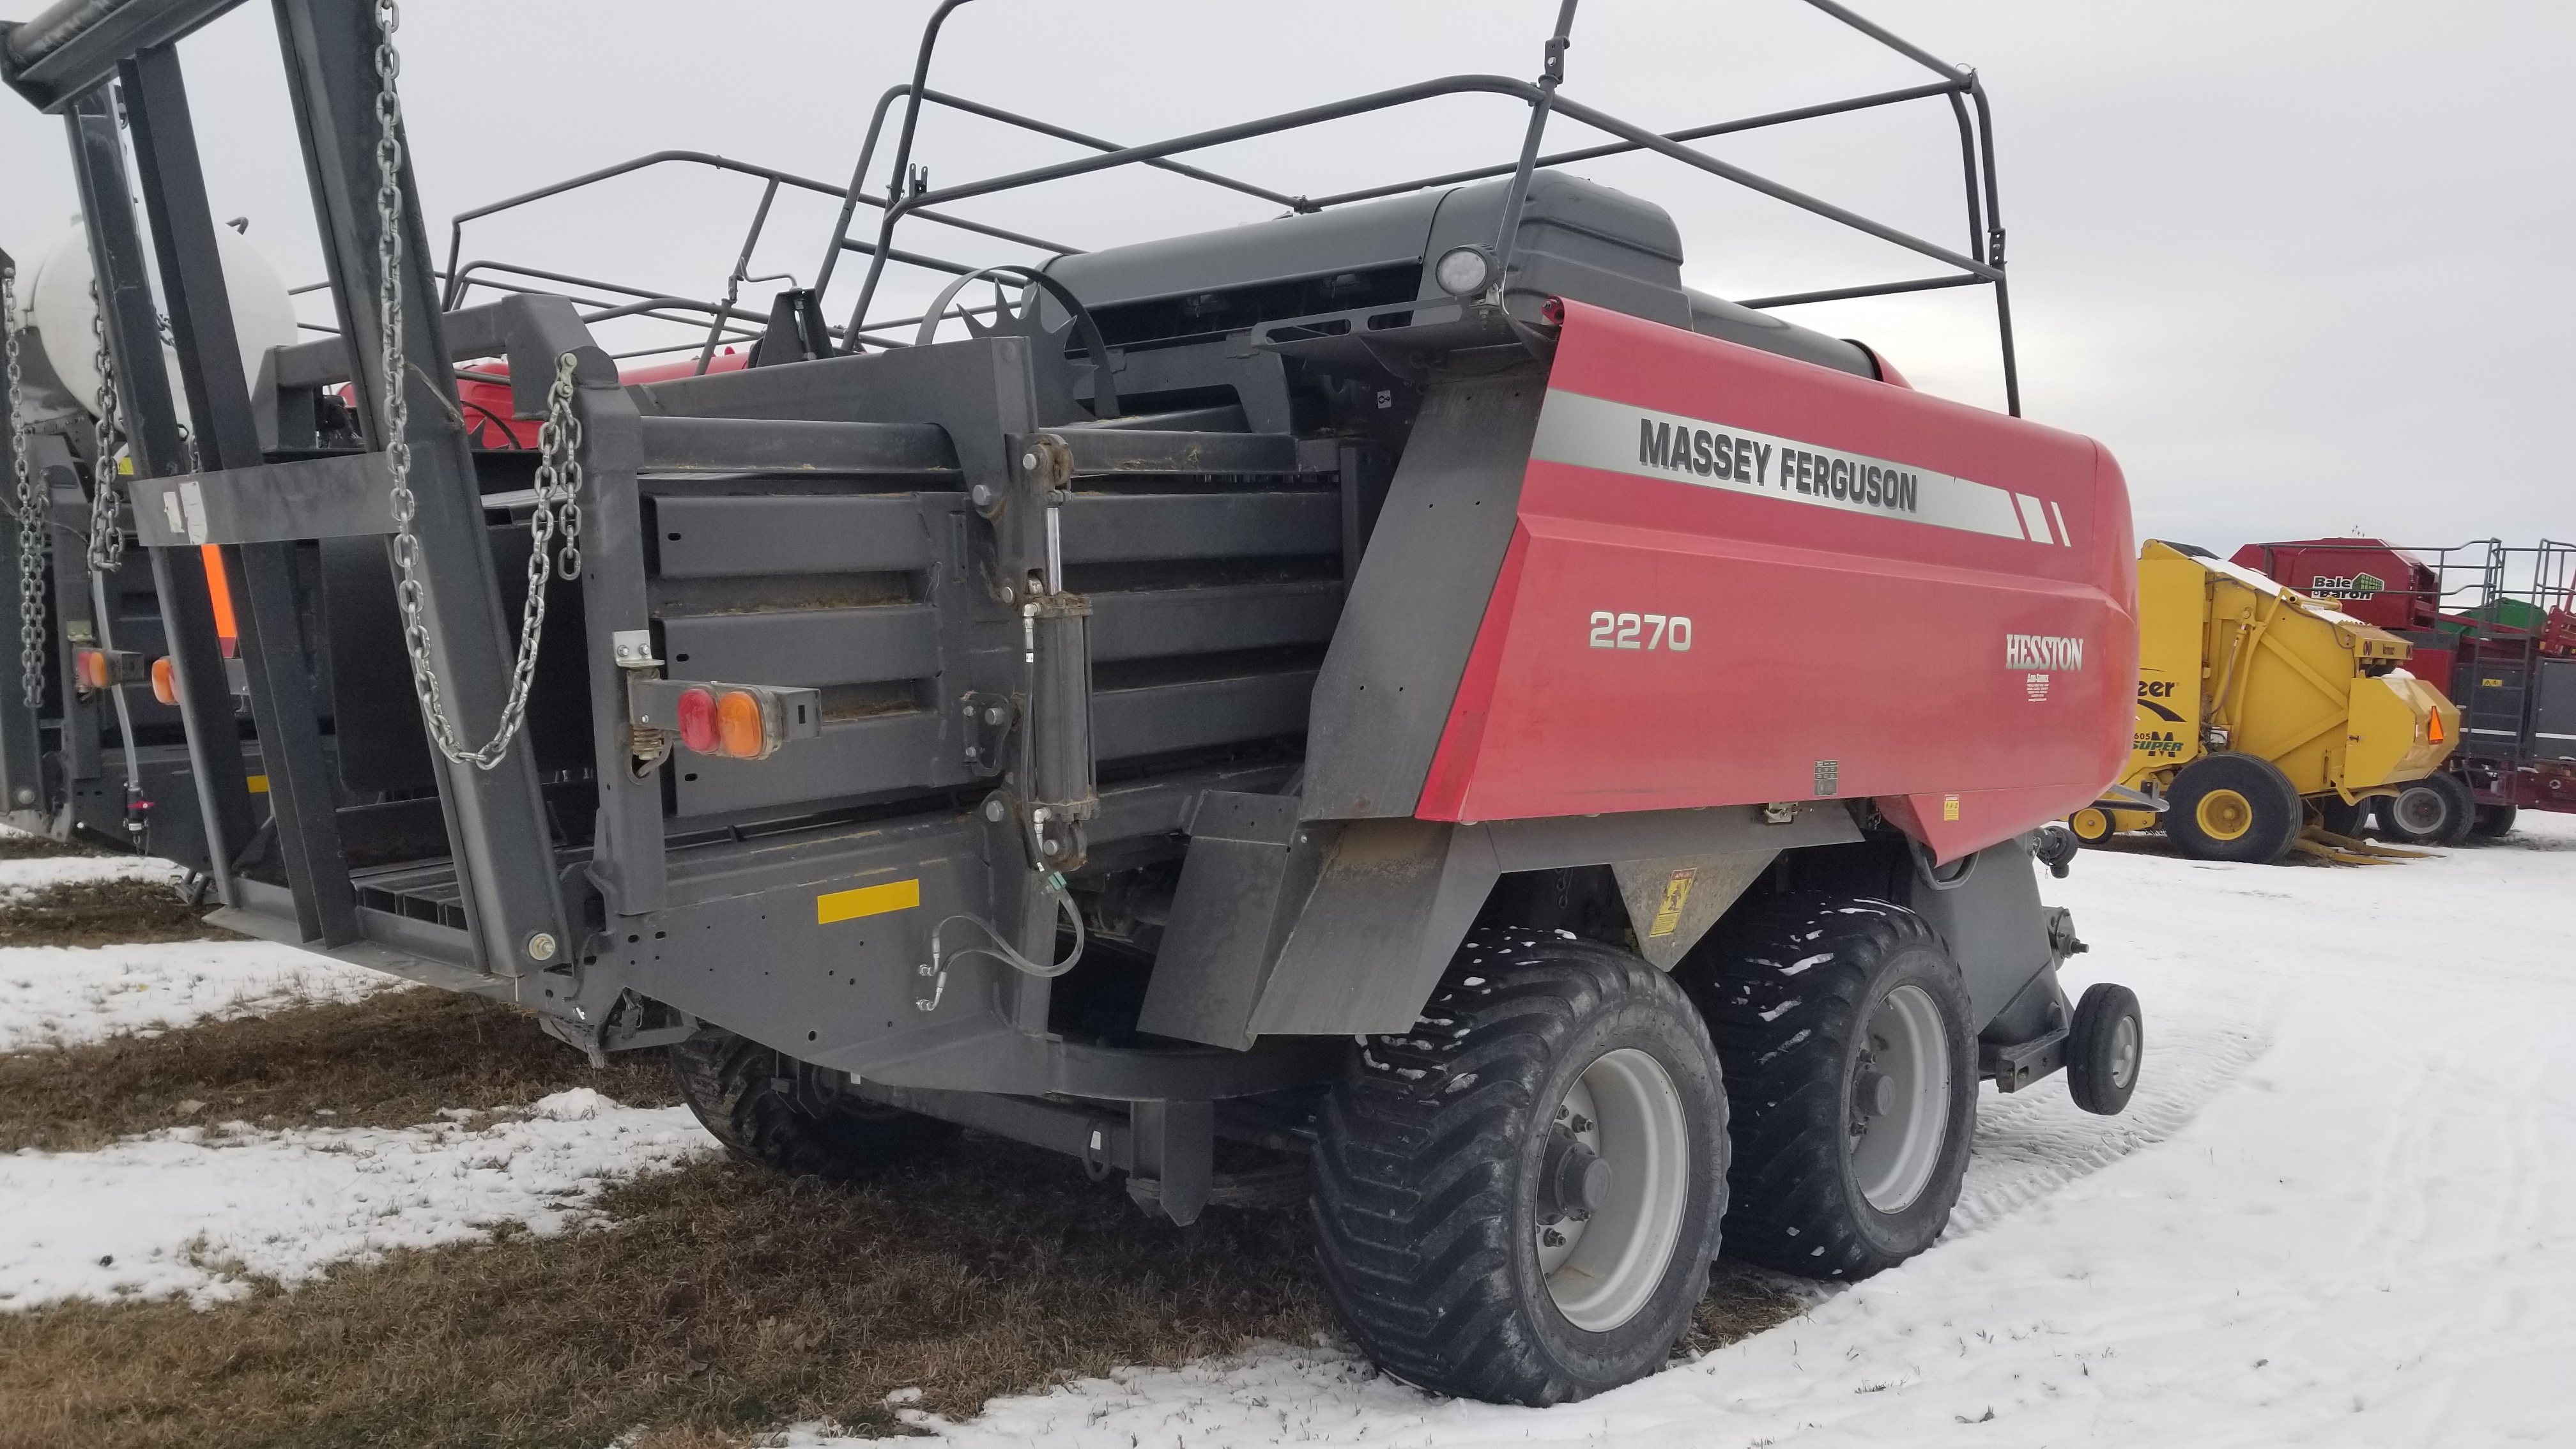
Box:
[1857, 1071, 1896, 1117]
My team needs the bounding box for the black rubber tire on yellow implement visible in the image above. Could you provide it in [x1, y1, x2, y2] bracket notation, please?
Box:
[1310, 928, 1729, 1406]
[671, 1027, 957, 1181]
[1681, 894, 1977, 1282]
[2065, 983, 2143, 1116]
[2379, 771, 2476, 848]
[2473, 803, 2518, 838]
[2163, 753, 2303, 864]
[2313, 795, 2368, 839]
[2067, 806, 2115, 844]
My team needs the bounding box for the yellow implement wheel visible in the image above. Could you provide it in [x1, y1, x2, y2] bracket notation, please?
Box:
[2193, 788, 2254, 843]
[2165, 753, 2303, 864]
[2069, 808, 2113, 843]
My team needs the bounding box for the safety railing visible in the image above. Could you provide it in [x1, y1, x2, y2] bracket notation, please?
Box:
[824, 0, 2025, 410]
[413, 0, 2025, 407]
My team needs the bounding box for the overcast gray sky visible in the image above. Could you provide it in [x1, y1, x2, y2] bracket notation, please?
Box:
[4, 0, 2568, 555]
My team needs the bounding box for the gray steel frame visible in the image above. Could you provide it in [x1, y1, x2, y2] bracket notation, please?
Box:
[1, 0, 2067, 1217]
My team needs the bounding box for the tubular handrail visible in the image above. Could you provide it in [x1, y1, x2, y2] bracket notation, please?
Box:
[397, 1, 2023, 411]
[810, 80, 1312, 304]
[848, 74, 1995, 310]
[815, 0, 2025, 410]
[1298, 77, 1964, 211]
[436, 149, 1080, 312]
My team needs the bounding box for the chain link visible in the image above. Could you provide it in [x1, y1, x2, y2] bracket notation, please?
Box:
[372, 0, 581, 771]
[84, 281, 125, 574]
[5, 263, 49, 709]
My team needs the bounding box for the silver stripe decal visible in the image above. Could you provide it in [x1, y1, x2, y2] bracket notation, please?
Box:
[2016, 493, 2053, 543]
[1527, 388, 2061, 545]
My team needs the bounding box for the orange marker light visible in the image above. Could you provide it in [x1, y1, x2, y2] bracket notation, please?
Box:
[75, 650, 107, 690]
[675, 687, 719, 755]
[717, 689, 766, 759]
[199, 544, 240, 659]
[150, 656, 176, 706]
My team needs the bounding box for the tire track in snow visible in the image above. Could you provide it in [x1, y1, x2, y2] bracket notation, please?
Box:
[1947, 1007, 2278, 1236]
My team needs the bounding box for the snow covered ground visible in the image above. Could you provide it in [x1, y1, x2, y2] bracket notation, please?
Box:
[852, 815, 2576, 1448]
[0, 939, 400, 1051]
[0, 850, 188, 896]
[1, 818, 2568, 1446]
[0, 1089, 711, 1309]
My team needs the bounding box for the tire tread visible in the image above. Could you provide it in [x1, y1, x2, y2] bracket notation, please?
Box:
[1309, 928, 1722, 1405]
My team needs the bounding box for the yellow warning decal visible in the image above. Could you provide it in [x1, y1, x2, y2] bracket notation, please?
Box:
[1942, 793, 1960, 822]
[1647, 868, 1697, 939]
[246, 774, 269, 793]
[816, 878, 920, 924]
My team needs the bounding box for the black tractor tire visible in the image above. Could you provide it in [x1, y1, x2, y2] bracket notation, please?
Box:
[2064, 983, 2143, 1116]
[2313, 795, 2368, 839]
[2379, 772, 2476, 847]
[1310, 928, 1729, 1406]
[1680, 894, 1977, 1282]
[670, 1027, 957, 1182]
[2163, 753, 2303, 863]
[2472, 803, 2518, 839]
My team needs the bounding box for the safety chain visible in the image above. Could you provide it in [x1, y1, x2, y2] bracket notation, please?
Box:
[372, 0, 583, 770]
[4, 263, 48, 709]
[84, 282, 125, 574]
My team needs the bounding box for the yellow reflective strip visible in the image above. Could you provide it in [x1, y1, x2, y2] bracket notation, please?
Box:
[245, 774, 269, 793]
[816, 878, 919, 924]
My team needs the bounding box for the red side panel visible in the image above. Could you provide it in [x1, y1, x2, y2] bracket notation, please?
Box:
[429, 351, 752, 450]
[1418, 301, 2137, 861]
[2227, 539, 2439, 630]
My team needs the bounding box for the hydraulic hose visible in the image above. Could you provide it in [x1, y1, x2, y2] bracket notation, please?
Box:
[913, 876, 1085, 1013]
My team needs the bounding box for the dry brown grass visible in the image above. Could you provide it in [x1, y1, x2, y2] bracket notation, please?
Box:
[0, 834, 102, 860]
[0, 1127, 1810, 1449]
[0, 987, 677, 1152]
[0, 1143, 1333, 1448]
[0, 829, 1805, 1444]
[0, 878, 235, 948]
[1688, 1262, 1813, 1352]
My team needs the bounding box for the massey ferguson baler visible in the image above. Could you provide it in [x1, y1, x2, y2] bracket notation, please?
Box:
[3, 0, 2146, 1404]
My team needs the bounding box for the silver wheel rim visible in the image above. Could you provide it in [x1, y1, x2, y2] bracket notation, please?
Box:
[1535, 1047, 1690, 1333]
[1849, 983, 1953, 1214]
[2110, 1014, 2139, 1091]
[2393, 786, 2446, 834]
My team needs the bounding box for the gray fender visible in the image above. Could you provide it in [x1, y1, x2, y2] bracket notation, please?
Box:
[1138, 796, 1861, 1049]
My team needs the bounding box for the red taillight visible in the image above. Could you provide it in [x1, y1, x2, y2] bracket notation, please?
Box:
[150, 656, 177, 706]
[675, 687, 719, 755]
[716, 690, 767, 759]
[645, 680, 815, 762]
[75, 650, 109, 691]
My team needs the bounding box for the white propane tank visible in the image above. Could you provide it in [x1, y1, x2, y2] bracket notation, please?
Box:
[15, 218, 300, 426]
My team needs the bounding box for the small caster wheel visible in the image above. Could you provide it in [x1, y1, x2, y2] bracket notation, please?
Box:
[2065, 983, 2142, 1116]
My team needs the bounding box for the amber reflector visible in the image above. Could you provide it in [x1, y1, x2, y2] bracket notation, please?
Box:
[150, 656, 177, 706]
[717, 690, 766, 759]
